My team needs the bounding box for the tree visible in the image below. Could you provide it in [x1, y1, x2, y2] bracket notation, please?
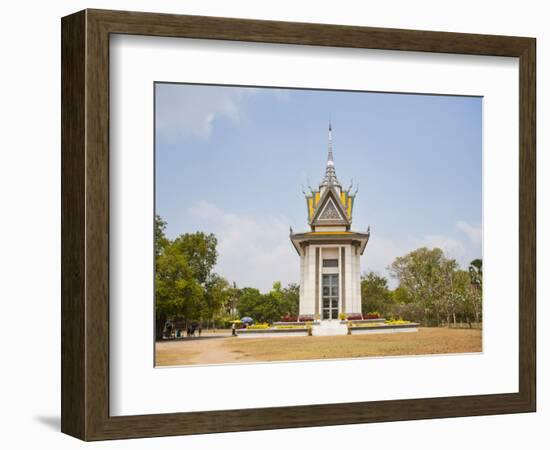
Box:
[155, 243, 205, 339]
[443, 270, 470, 326]
[466, 259, 483, 325]
[388, 247, 458, 326]
[361, 272, 392, 315]
[154, 215, 169, 260]
[235, 282, 298, 324]
[236, 287, 264, 320]
[154, 219, 221, 338]
[204, 274, 232, 326]
[223, 282, 240, 318]
[171, 232, 218, 285]
[391, 286, 412, 304]
[437, 257, 459, 325]
[280, 283, 300, 318]
[465, 284, 482, 326]
[261, 283, 288, 323]
[469, 259, 483, 289]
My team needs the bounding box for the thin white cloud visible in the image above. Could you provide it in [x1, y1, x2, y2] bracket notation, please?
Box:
[187, 201, 298, 292]
[413, 234, 465, 259]
[156, 85, 247, 139]
[456, 220, 482, 244]
[156, 85, 289, 140]
[361, 235, 406, 286]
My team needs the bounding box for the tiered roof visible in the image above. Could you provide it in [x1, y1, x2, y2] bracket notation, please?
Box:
[304, 124, 357, 230]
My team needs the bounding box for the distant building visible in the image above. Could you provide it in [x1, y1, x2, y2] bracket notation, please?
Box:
[290, 124, 370, 319]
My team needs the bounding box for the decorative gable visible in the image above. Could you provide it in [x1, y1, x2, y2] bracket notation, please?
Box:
[310, 187, 350, 228]
[318, 198, 344, 221]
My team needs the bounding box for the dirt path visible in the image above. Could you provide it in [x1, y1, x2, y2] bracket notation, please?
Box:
[156, 336, 241, 366]
[156, 328, 482, 367]
[187, 338, 241, 365]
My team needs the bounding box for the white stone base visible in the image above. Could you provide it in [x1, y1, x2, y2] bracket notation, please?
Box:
[311, 320, 348, 336]
[236, 330, 308, 338]
[351, 327, 419, 335]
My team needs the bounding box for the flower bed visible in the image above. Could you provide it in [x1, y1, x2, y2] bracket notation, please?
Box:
[246, 323, 270, 330]
[281, 315, 298, 322]
[298, 315, 315, 322]
[346, 314, 363, 321]
[363, 312, 381, 320]
[385, 319, 411, 325]
[349, 322, 383, 327]
[273, 321, 320, 326]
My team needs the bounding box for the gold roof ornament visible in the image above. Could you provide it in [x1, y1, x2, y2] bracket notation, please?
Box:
[304, 123, 357, 227]
[290, 123, 369, 255]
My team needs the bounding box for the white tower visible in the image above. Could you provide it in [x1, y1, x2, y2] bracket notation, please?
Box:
[290, 124, 370, 319]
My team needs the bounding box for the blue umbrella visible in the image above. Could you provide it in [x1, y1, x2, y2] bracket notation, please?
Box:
[241, 317, 254, 323]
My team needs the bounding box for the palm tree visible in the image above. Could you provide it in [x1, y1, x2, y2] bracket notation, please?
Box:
[468, 259, 482, 288]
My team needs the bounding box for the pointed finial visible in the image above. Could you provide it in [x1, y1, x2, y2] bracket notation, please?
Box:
[321, 122, 340, 187]
[327, 121, 333, 163]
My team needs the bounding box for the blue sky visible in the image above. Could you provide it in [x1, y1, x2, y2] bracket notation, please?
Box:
[155, 83, 482, 291]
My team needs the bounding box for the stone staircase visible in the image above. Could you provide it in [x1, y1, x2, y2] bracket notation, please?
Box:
[311, 319, 348, 336]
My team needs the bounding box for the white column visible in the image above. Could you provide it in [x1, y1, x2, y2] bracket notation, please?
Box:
[303, 245, 317, 316]
[345, 244, 353, 314]
[354, 251, 362, 313]
[318, 246, 323, 317]
[299, 245, 313, 316]
[299, 247, 305, 311]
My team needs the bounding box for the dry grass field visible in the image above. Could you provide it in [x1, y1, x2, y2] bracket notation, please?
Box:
[155, 327, 482, 367]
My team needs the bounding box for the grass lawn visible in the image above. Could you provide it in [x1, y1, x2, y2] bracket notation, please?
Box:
[155, 327, 482, 367]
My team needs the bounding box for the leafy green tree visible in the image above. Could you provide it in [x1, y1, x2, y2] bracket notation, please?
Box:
[236, 287, 264, 320]
[155, 243, 205, 339]
[281, 283, 300, 317]
[154, 215, 169, 260]
[204, 274, 232, 326]
[236, 282, 297, 324]
[224, 282, 240, 318]
[261, 286, 287, 323]
[389, 247, 458, 326]
[360, 272, 392, 315]
[154, 218, 221, 338]
[391, 286, 412, 304]
[172, 232, 218, 285]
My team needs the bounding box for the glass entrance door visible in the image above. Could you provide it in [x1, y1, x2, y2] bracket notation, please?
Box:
[322, 274, 339, 319]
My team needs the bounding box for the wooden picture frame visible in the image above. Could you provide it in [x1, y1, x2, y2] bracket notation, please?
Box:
[61, 9, 536, 441]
